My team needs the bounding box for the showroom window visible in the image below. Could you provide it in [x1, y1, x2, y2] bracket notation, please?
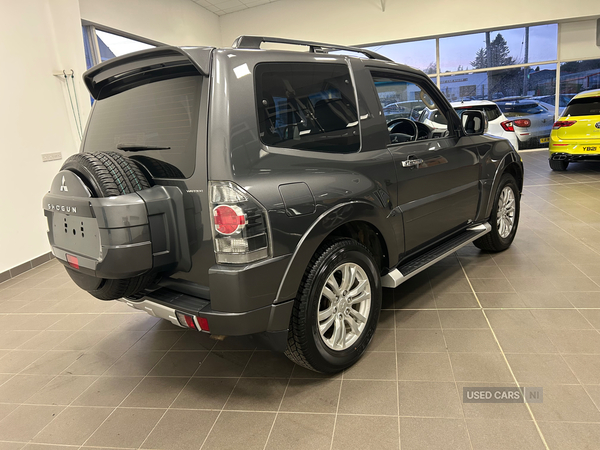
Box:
[82, 23, 161, 70]
[361, 24, 568, 122]
[560, 58, 600, 97]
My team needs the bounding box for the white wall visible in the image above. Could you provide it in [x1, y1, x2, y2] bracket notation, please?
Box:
[560, 19, 600, 60]
[79, 0, 220, 46]
[219, 0, 600, 48]
[0, 0, 90, 274]
[0, 0, 221, 275]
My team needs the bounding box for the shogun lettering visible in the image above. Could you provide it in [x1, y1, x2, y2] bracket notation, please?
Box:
[47, 204, 77, 213]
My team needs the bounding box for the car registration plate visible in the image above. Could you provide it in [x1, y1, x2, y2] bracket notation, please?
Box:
[583, 146, 597, 152]
[539, 137, 550, 144]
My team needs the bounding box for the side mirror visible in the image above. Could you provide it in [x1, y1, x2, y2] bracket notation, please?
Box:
[461, 110, 487, 136]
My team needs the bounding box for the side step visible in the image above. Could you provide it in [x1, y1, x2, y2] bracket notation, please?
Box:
[381, 223, 491, 288]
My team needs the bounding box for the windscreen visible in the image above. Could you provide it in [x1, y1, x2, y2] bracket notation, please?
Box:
[563, 97, 600, 117]
[83, 76, 203, 178]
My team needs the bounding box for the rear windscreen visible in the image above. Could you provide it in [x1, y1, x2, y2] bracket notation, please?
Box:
[563, 97, 600, 117]
[498, 103, 545, 117]
[83, 76, 203, 178]
[455, 105, 502, 121]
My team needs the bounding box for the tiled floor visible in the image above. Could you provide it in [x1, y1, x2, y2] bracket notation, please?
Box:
[1, 149, 600, 450]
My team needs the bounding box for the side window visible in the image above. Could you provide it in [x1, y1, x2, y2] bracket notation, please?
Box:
[370, 72, 451, 142]
[255, 63, 360, 153]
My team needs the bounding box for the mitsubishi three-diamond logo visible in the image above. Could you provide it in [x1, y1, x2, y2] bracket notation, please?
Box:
[60, 175, 68, 192]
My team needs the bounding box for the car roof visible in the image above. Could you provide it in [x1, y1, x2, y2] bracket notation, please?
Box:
[573, 88, 600, 100]
[451, 100, 497, 107]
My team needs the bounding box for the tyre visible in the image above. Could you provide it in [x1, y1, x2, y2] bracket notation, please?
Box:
[474, 173, 520, 252]
[60, 152, 154, 300]
[549, 159, 569, 171]
[285, 239, 382, 373]
[129, 155, 184, 179]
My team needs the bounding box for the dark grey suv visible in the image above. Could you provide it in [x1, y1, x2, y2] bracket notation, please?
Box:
[43, 36, 523, 373]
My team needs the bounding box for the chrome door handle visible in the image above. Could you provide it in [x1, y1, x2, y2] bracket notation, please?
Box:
[402, 158, 423, 167]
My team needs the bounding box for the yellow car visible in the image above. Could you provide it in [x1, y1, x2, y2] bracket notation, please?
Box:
[549, 88, 600, 171]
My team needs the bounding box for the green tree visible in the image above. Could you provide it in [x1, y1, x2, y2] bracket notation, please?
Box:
[471, 48, 486, 70]
[471, 33, 516, 69]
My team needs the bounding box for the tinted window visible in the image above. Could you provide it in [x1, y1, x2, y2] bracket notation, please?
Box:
[563, 97, 600, 116]
[255, 63, 359, 153]
[455, 105, 502, 121]
[498, 102, 546, 116]
[84, 76, 202, 178]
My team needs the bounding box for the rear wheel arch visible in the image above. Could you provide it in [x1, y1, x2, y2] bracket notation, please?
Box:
[275, 203, 397, 303]
[328, 220, 389, 274]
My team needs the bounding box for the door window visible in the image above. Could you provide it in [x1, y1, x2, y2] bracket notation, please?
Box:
[370, 73, 451, 142]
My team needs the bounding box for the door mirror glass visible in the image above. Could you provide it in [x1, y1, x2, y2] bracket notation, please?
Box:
[461, 110, 487, 135]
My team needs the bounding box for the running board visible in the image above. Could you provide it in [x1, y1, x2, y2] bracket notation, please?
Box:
[381, 223, 491, 288]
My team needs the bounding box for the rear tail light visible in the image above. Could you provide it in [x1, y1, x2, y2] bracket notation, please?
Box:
[552, 120, 577, 129]
[513, 119, 531, 128]
[500, 120, 514, 132]
[210, 181, 271, 264]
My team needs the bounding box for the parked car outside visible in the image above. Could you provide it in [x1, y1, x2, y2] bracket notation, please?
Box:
[42, 36, 523, 373]
[548, 88, 600, 170]
[532, 94, 576, 118]
[496, 97, 555, 149]
[418, 100, 519, 150]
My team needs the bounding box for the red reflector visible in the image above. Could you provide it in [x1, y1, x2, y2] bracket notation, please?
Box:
[553, 144, 569, 146]
[213, 205, 245, 235]
[184, 315, 196, 330]
[500, 120, 514, 132]
[66, 254, 79, 269]
[552, 120, 577, 129]
[176, 312, 197, 330]
[513, 119, 531, 128]
[197, 317, 210, 331]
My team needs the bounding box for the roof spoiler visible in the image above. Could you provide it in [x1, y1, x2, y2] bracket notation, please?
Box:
[83, 46, 213, 100]
[231, 35, 391, 61]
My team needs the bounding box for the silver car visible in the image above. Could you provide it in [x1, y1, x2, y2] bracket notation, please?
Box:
[496, 98, 555, 149]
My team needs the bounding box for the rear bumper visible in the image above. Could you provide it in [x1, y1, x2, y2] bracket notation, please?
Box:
[122, 289, 294, 351]
[550, 139, 600, 156]
[123, 291, 293, 335]
[549, 152, 600, 163]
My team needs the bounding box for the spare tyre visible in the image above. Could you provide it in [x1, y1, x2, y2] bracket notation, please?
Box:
[58, 151, 154, 300]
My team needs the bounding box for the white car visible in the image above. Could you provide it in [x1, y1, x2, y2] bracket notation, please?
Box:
[496, 98, 555, 149]
[418, 100, 519, 150]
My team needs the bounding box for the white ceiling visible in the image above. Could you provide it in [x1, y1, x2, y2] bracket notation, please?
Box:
[191, 0, 280, 16]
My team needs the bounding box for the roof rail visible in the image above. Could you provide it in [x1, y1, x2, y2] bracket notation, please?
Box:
[231, 35, 392, 61]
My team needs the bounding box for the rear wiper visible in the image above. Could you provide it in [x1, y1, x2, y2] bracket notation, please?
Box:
[116, 144, 171, 151]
